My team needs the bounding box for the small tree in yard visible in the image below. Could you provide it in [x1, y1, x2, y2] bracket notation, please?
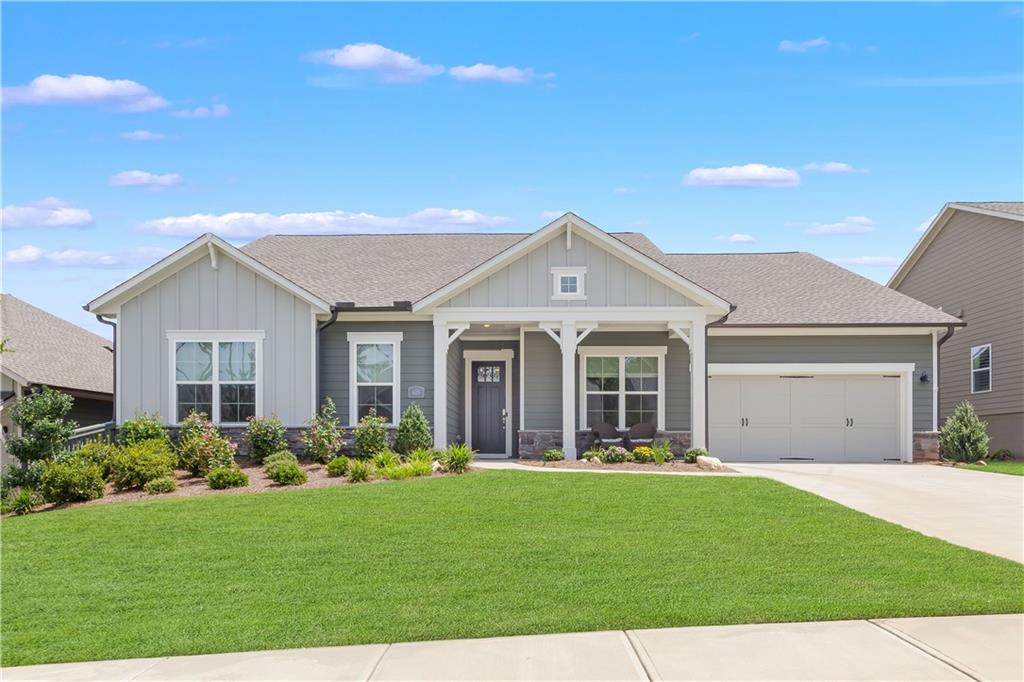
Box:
[7, 387, 77, 465]
[300, 398, 345, 463]
[393, 403, 432, 455]
[939, 401, 990, 463]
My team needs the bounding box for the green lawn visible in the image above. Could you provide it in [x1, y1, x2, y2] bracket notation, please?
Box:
[3, 471, 1023, 667]
[957, 461, 1024, 476]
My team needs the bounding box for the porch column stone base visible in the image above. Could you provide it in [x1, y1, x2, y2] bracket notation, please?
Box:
[913, 431, 940, 462]
[517, 430, 692, 459]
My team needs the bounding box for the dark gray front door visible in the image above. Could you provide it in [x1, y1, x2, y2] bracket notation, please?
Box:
[472, 361, 506, 454]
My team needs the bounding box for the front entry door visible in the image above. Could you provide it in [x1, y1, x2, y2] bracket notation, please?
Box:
[472, 361, 506, 454]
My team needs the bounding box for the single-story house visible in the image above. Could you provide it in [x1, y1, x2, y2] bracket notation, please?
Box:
[889, 201, 1023, 457]
[85, 213, 963, 462]
[1, 294, 114, 465]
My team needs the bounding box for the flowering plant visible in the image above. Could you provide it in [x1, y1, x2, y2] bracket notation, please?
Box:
[301, 398, 344, 463]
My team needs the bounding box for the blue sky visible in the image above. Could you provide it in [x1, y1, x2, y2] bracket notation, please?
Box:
[3, 2, 1022, 336]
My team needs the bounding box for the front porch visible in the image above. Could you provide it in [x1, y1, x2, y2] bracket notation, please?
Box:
[432, 314, 709, 460]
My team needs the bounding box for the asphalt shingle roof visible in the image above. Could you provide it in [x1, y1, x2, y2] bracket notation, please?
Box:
[954, 202, 1024, 217]
[0, 295, 113, 394]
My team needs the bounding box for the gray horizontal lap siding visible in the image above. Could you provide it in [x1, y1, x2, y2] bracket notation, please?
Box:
[318, 321, 434, 427]
[119, 254, 314, 426]
[708, 335, 933, 431]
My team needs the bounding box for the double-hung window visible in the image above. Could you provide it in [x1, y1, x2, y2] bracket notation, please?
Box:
[581, 348, 665, 430]
[971, 344, 992, 393]
[348, 332, 402, 425]
[170, 332, 262, 424]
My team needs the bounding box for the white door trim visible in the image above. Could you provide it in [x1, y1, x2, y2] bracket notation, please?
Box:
[708, 363, 915, 463]
[464, 349, 515, 457]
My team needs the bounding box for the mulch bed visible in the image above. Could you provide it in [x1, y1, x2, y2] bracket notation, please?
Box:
[518, 460, 734, 473]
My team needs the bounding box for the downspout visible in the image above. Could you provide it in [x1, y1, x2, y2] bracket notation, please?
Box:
[933, 322, 958, 431]
[94, 313, 117, 424]
[313, 303, 348, 411]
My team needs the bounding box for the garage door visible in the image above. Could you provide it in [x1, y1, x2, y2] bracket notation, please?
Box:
[709, 375, 902, 462]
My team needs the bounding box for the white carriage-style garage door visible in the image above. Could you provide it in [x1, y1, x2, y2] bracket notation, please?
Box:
[708, 367, 910, 463]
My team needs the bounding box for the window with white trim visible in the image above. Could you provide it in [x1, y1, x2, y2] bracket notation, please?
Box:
[551, 267, 586, 300]
[971, 344, 992, 393]
[348, 332, 402, 425]
[174, 338, 258, 424]
[583, 354, 661, 428]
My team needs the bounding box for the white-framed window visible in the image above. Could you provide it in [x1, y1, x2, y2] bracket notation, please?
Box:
[971, 344, 992, 394]
[551, 266, 586, 300]
[348, 332, 403, 426]
[579, 347, 666, 430]
[167, 331, 264, 425]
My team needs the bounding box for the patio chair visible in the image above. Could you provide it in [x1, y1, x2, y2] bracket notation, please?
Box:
[625, 422, 657, 449]
[592, 422, 624, 447]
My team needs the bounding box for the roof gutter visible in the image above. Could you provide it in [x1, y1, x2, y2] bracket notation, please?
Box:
[92, 312, 117, 424]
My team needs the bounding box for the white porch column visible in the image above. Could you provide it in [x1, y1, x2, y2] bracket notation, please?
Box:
[690, 318, 707, 450]
[560, 321, 579, 459]
[433, 321, 449, 449]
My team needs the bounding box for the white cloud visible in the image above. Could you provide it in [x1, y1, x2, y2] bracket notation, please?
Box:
[109, 170, 184, 189]
[138, 207, 512, 238]
[916, 214, 937, 232]
[2, 74, 167, 111]
[448, 64, 551, 84]
[861, 74, 1023, 88]
[830, 256, 901, 268]
[683, 32, 701, 41]
[540, 210, 566, 221]
[803, 161, 867, 174]
[715, 233, 757, 243]
[2, 198, 94, 229]
[612, 187, 637, 195]
[307, 43, 444, 83]
[172, 103, 230, 119]
[683, 163, 800, 188]
[121, 130, 165, 141]
[3, 244, 170, 268]
[778, 37, 830, 53]
[806, 216, 876, 235]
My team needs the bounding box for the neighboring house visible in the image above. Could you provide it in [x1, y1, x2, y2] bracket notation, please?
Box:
[85, 213, 962, 463]
[1, 294, 114, 465]
[890, 202, 1024, 458]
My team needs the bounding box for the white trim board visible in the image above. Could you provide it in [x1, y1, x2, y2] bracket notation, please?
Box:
[708, 326, 946, 337]
[463, 349, 515, 457]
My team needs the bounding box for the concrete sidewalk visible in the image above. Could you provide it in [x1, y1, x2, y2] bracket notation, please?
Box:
[6, 614, 1021, 681]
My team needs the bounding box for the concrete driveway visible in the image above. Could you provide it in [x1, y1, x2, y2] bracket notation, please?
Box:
[731, 463, 1024, 563]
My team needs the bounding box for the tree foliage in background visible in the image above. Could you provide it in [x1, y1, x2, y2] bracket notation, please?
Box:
[7, 388, 77, 464]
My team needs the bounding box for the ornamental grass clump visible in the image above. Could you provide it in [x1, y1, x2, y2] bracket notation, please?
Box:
[380, 463, 416, 480]
[300, 398, 345, 463]
[652, 441, 674, 465]
[243, 416, 287, 463]
[939, 401, 990, 463]
[371, 450, 401, 470]
[393, 404, 432, 455]
[346, 458, 375, 483]
[176, 412, 237, 476]
[442, 442, 474, 474]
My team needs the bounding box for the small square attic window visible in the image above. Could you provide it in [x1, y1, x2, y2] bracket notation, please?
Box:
[552, 267, 586, 300]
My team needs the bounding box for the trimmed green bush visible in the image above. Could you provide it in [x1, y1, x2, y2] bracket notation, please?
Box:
[652, 442, 674, 465]
[372, 450, 401, 470]
[119, 413, 169, 447]
[6, 387, 76, 464]
[354, 410, 389, 457]
[69, 438, 120, 479]
[347, 458, 374, 483]
[206, 466, 249, 489]
[939, 402, 990, 463]
[266, 461, 306, 486]
[381, 463, 415, 480]
[243, 416, 287, 463]
[144, 476, 177, 494]
[631, 446, 655, 463]
[1, 461, 43, 493]
[601, 446, 630, 463]
[326, 456, 350, 477]
[263, 449, 298, 469]
[542, 448, 565, 462]
[176, 412, 237, 476]
[39, 457, 105, 504]
[393, 403, 432, 455]
[684, 447, 708, 464]
[300, 398, 345, 463]
[108, 439, 175, 491]
[442, 442, 474, 474]
[581, 448, 604, 461]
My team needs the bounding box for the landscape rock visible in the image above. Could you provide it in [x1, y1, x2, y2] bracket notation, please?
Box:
[696, 455, 724, 471]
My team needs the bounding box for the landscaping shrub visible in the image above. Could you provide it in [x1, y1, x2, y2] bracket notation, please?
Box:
[988, 448, 1013, 461]
[39, 457, 105, 504]
[381, 463, 416, 480]
[354, 409, 389, 457]
[108, 439, 175, 491]
[206, 466, 250, 489]
[119, 413, 168, 447]
[631, 446, 655, 463]
[176, 412, 237, 476]
[243, 416, 287, 463]
[542, 448, 565, 462]
[68, 438, 120, 479]
[581, 448, 604, 461]
[372, 450, 401, 470]
[393, 403, 432, 455]
[144, 476, 177, 494]
[409, 459, 433, 477]
[264, 449, 298, 468]
[684, 447, 709, 464]
[652, 442, 674, 465]
[347, 458, 374, 483]
[939, 402, 990, 463]
[326, 456, 350, 477]
[1, 461, 43, 493]
[301, 398, 345, 463]
[264, 450, 306, 485]
[408, 448, 436, 465]
[6, 387, 76, 464]
[442, 442, 474, 474]
[601, 446, 630, 463]
[2, 488, 40, 515]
